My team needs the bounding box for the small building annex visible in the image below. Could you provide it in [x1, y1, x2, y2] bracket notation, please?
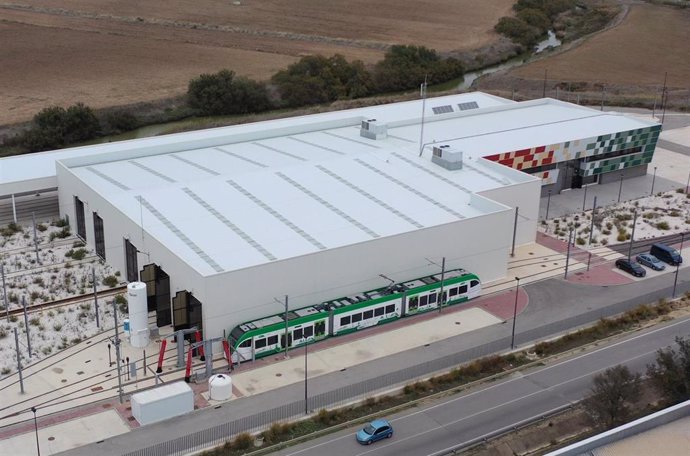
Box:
[0, 92, 661, 344]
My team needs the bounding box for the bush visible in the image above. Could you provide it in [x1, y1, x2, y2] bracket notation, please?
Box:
[52, 218, 69, 228]
[372, 45, 463, 93]
[103, 110, 139, 135]
[231, 433, 254, 450]
[272, 55, 374, 108]
[20, 103, 101, 152]
[188, 69, 272, 116]
[102, 275, 118, 288]
[494, 16, 542, 47]
[71, 248, 87, 260]
[36, 223, 48, 232]
[576, 237, 586, 245]
[656, 221, 671, 230]
[0, 222, 23, 237]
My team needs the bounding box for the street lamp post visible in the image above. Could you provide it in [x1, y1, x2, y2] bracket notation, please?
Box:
[31, 406, 40, 456]
[304, 341, 308, 415]
[510, 277, 520, 350]
[545, 190, 552, 221]
[672, 233, 685, 298]
[651, 166, 658, 196]
[617, 173, 624, 203]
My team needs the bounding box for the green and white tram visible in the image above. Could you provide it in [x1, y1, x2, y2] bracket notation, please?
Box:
[229, 269, 480, 363]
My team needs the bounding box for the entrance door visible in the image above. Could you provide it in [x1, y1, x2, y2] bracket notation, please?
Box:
[141, 264, 171, 326]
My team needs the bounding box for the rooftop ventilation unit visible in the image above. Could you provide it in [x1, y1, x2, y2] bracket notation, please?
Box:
[360, 118, 387, 140]
[431, 145, 463, 170]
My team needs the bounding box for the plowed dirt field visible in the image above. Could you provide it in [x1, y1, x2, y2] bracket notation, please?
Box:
[0, 0, 513, 125]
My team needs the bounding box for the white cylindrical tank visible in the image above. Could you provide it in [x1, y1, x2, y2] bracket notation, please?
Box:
[208, 374, 232, 401]
[127, 282, 150, 348]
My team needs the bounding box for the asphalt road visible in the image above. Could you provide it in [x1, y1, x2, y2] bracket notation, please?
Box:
[269, 316, 690, 456]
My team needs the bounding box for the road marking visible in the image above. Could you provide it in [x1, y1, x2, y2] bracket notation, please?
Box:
[280, 317, 690, 456]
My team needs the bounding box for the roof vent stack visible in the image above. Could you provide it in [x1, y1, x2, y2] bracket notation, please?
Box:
[431, 145, 463, 170]
[360, 119, 387, 140]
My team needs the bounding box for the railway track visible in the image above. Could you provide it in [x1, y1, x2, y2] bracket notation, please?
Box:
[5, 285, 128, 317]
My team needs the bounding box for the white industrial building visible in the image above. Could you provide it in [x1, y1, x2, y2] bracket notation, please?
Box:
[0, 92, 660, 342]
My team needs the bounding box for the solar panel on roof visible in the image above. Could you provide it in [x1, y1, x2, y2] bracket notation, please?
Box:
[458, 101, 479, 111]
[432, 105, 454, 115]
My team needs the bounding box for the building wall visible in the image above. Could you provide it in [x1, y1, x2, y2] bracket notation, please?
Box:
[57, 161, 520, 340]
[483, 124, 661, 187]
[201, 207, 514, 340]
[56, 163, 208, 311]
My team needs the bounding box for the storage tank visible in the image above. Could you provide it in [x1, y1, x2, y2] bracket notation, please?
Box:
[131, 382, 193, 425]
[127, 282, 149, 348]
[208, 374, 233, 401]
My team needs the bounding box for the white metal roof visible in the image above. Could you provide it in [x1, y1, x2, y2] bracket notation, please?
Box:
[51, 93, 660, 277]
[0, 92, 511, 195]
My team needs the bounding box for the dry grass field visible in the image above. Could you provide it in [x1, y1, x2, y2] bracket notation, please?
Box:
[0, 0, 513, 125]
[511, 4, 690, 88]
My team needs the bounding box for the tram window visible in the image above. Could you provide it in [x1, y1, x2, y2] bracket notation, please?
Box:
[385, 304, 395, 313]
[449, 288, 458, 297]
[409, 296, 419, 310]
[304, 326, 314, 337]
[459, 284, 468, 294]
[363, 310, 373, 319]
[239, 339, 251, 348]
[267, 335, 278, 345]
[255, 338, 267, 349]
[471, 280, 479, 288]
[352, 313, 362, 323]
[341, 316, 351, 325]
[293, 328, 303, 339]
[428, 293, 437, 304]
[374, 307, 384, 317]
[420, 295, 428, 306]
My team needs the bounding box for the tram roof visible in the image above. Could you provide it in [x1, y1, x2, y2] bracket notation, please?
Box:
[51, 93, 655, 277]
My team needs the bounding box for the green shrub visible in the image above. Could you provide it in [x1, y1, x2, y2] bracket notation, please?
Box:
[189, 69, 272, 115]
[656, 221, 670, 230]
[103, 110, 140, 135]
[494, 16, 542, 47]
[71, 248, 87, 260]
[102, 275, 118, 288]
[20, 103, 101, 152]
[36, 223, 48, 232]
[576, 237, 586, 245]
[52, 218, 69, 227]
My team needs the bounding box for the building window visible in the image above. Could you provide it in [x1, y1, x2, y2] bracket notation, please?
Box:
[74, 196, 86, 241]
[93, 213, 105, 259]
[124, 239, 138, 282]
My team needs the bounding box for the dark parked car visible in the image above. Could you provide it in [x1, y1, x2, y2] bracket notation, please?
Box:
[650, 243, 683, 266]
[615, 258, 646, 277]
[356, 419, 393, 445]
[636, 253, 666, 271]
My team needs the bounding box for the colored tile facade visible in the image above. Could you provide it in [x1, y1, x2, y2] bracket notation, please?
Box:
[532, 168, 560, 185]
[484, 125, 661, 184]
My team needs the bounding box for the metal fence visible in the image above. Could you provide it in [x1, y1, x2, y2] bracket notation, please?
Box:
[122, 292, 668, 456]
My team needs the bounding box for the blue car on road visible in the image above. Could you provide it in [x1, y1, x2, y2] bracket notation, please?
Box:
[636, 253, 666, 271]
[356, 419, 393, 444]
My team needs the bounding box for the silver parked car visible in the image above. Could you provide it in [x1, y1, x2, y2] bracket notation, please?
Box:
[636, 253, 666, 271]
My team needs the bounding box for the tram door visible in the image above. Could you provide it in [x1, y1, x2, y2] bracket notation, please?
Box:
[280, 333, 293, 349]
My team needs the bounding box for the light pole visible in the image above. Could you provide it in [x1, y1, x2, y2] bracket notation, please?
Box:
[685, 169, 690, 195]
[545, 190, 552, 221]
[672, 233, 685, 298]
[651, 166, 657, 196]
[627, 209, 638, 261]
[582, 184, 588, 212]
[617, 173, 624, 203]
[510, 277, 520, 350]
[31, 406, 40, 456]
[304, 340, 308, 415]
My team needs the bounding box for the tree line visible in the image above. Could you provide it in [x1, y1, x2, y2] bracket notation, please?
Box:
[13, 44, 463, 153]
